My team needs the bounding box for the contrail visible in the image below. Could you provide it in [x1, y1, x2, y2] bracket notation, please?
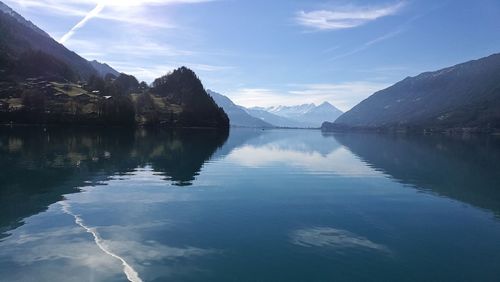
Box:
[59, 3, 105, 43]
[61, 202, 143, 282]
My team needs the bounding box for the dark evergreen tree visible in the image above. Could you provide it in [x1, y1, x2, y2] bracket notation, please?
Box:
[151, 67, 229, 128]
[114, 73, 140, 94]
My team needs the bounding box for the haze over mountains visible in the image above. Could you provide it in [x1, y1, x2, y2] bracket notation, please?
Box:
[325, 53, 500, 132]
[209, 90, 343, 128]
[248, 102, 343, 128]
[208, 90, 273, 128]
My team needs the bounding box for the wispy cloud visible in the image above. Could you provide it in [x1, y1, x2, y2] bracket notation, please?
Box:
[329, 28, 405, 61]
[229, 81, 389, 111]
[60, 3, 105, 43]
[11, 0, 175, 29]
[328, 14, 422, 61]
[6, 0, 214, 42]
[296, 2, 405, 31]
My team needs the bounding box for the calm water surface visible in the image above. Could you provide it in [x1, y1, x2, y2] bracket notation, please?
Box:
[1, 127, 500, 281]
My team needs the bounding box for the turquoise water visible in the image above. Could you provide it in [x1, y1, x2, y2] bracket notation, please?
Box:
[1, 127, 500, 281]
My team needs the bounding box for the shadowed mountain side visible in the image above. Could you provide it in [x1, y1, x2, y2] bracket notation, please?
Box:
[0, 126, 228, 238]
[151, 67, 229, 128]
[331, 53, 500, 132]
[0, 7, 96, 80]
[208, 90, 273, 128]
[89, 60, 120, 78]
[329, 132, 500, 215]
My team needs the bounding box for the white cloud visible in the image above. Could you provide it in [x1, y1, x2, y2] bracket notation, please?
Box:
[228, 82, 389, 111]
[296, 2, 405, 31]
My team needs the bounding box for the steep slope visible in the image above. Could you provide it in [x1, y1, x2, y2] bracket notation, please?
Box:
[151, 67, 229, 128]
[90, 60, 120, 78]
[208, 90, 273, 128]
[0, 2, 97, 80]
[331, 53, 500, 131]
[0, 1, 48, 38]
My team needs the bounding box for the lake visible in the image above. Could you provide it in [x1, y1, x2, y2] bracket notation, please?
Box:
[1, 127, 500, 282]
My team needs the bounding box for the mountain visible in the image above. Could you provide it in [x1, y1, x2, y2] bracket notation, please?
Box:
[0, 3, 228, 129]
[267, 104, 317, 118]
[0, 2, 48, 38]
[208, 90, 273, 128]
[301, 102, 343, 124]
[0, 1, 97, 80]
[246, 107, 307, 128]
[90, 60, 120, 78]
[327, 53, 500, 132]
[249, 102, 343, 128]
[151, 67, 229, 128]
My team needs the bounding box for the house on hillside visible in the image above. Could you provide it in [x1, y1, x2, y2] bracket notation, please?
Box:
[75, 93, 93, 103]
[54, 93, 70, 102]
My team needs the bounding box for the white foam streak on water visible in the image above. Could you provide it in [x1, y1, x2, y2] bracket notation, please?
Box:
[60, 202, 142, 282]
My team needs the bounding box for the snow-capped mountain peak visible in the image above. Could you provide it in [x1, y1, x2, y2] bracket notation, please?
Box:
[266, 104, 316, 117]
[246, 102, 344, 128]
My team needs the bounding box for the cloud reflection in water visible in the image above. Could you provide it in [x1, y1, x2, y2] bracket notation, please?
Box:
[291, 227, 389, 253]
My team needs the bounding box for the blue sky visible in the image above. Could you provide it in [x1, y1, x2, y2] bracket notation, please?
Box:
[4, 0, 500, 110]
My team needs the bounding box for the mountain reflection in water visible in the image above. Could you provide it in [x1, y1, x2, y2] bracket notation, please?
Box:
[0, 126, 228, 237]
[1, 128, 500, 282]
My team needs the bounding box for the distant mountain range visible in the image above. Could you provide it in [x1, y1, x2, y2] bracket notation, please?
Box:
[324, 53, 500, 132]
[245, 107, 303, 128]
[249, 102, 343, 128]
[208, 90, 273, 128]
[209, 90, 343, 128]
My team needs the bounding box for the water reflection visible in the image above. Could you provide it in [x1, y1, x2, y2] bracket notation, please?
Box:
[1, 128, 500, 281]
[0, 126, 228, 237]
[290, 227, 389, 253]
[223, 129, 381, 176]
[329, 132, 500, 216]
